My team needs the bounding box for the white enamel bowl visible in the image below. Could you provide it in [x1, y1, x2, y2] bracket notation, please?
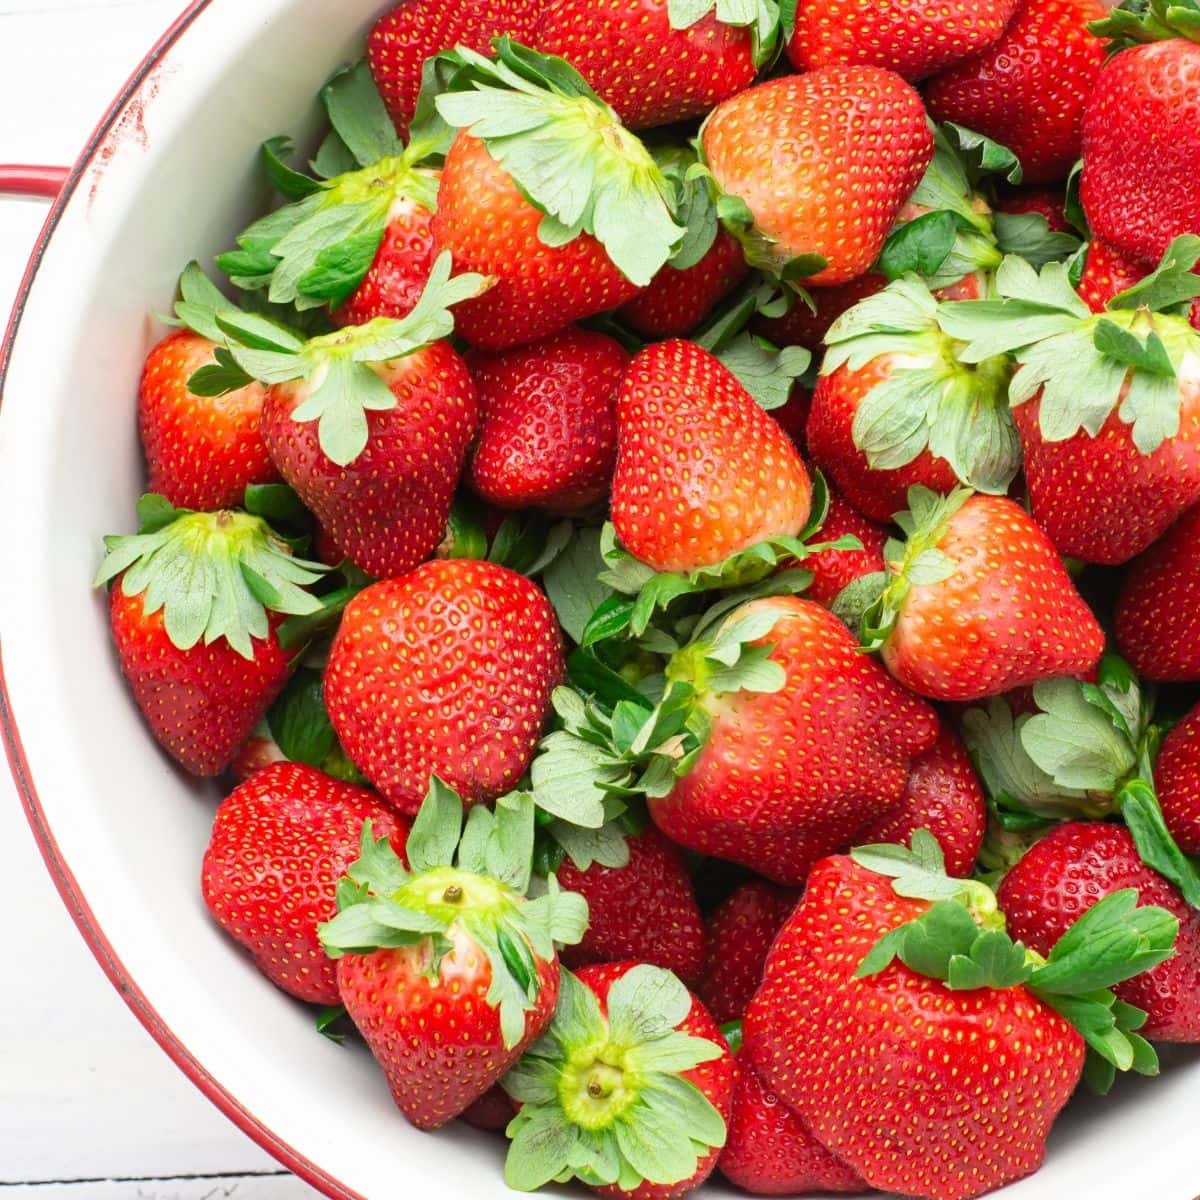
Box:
[0, 3, 1197, 1197]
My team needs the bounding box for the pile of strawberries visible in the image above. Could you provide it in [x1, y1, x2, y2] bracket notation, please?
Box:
[94, 1, 1200, 1197]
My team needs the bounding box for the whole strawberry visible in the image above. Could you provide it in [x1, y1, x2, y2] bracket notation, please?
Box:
[1080, 10, 1200, 266]
[860, 488, 1104, 701]
[857, 724, 987, 878]
[612, 340, 812, 573]
[697, 882, 798, 1025]
[431, 42, 684, 350]
[95, 497, 324, 776]
[999, 821, 1200, 1043]
[553, 823, 705, 986]
[1115, 504, 1200, 681]
[718, 1045, 865, 1196]
[467, 328, 628, 513]
[1156, 703, 1200, 856]
[501, 962, 735, 1199]
[925, 0, 1107, 184]
[745, 834, 1177, 1199]
[806, 277, 1018, 523]
[702, 68, 931, 286]
[202, 762, 409, 1005]
[789, 0, 1018, 81]
[802, 488, 887, 610]
[325, 559, 564, 814]
[235, 256, 483, 579]
[367, 0, 543, 136]
[321, 783, 587, 1129]
[534, 0, 771, 129]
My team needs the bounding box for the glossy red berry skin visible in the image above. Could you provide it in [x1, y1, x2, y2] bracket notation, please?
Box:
[804, 488, 888, 609]
[1156, 704, 1200, 856]
[324, 561, 565, 814]
[998, 822, 1200, 1043]
[201, 763, 410, 1005]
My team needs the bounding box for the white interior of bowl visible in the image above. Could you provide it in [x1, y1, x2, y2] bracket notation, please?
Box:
[0, 2, 1197, 1197]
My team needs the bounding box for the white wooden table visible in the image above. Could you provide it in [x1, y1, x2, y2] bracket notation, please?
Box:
[0, 2, 316, 1195]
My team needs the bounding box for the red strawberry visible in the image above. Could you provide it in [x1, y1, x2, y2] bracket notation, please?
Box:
[803, 488, 887, 610]
[140, 331, 277, 511]
[324, 559, 564, 814]
[745, 837, 1175, 1199]
[467, 328, 628, 513]
[460, 1085, 519, 1132]
[994, 186, 1072, 233]
[806, 278, 1018, 523]
[201, 762, 410, 1005]
[646, 595, 940, 883]
[248, 261, 482, 579]
[619, 229, 750, 339]
[1156, 703, 1200, 856]
[1080, 16, 1200, 266]
[95, 500, 325, 776]
[554, 825, 706, 985]
[925, 0, 1107, 184]
[788, 0, 1018, 81]
[611, 340, 812, 573]
[865, 489, 1104, 702]
[1115, 504, 1200, 681]
[230, 725, 288, 781]
[1077, 236, 1150, 313]
[702, 68, 932, 286]
[500, 962, 736, 1200]
[770, 387, 812, 451]
[697, 881, 798, 1025]
[856, 724, 987, 877]
[431, 43, 685, 350]
[718, 1049, 865, 1196]
[367, 0, 543, 136]
[998, 821, 1200, 1043]
[750, 273, 887, 352]
[322, 783, 587, 1129]
[534, 0, 767, 129]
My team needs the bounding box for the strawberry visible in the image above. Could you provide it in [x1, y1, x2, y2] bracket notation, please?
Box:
[619, 230, 750, 340]
[1080, 10, 1200, 267]
[925, 0, 1107, 184]
[95, 497, 325, 776]
[500, 962, 735, 1199]
[320, 782, 587, 1129]
[718, 1045, 865, 1196]
[217, 64, 440, 327]
[611, 340, 812, 573]
[230, 724, 288, 780]
[788, 0, 1018, 81]
[856, 724, 987, 878]
[467, 328, 628, 513]
[1077, 236, 1151, 312]
[697, 881, 798, 1025]
[460, 1085, 519, 1132]
[939, 245, 1200, 564]
[201, 762, 410, 1005]
[998, 821, 1200, 1043]
[859, 488, 1104, 702]
[802, 488, 887, 610]
[701, 68, 932, 286]
[367, 0, 543, 136]
[232, 257, 483, 579]
[430, 42, 685, 350]
[750, 273, 886, 352]
[744, 834, 1177, 1199]
[1115, 503, 1200, 681]
[1156, 703, 1200, 856]
[805, 277, 1018, 524]
[324, 559, 564, 814]
[553, 824, 706, 986]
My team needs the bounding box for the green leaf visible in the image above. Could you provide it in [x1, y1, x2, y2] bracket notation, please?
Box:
[406, 777, 465, 873]
[542, 528, 613, 645]
[321, 60, 404, 168]
[715, 334, 810, 411]
[947, 930, 1033, 991]
[547, 816, 631, 872]
[993, 212, 1083, 269]
[879, 210, 959, 281]
[943, 122, 1023, 184]
[505, 1104, 582, 1191]
[266, 669, 337, 767]
[260, 136, 321, 201]
[315, 1004, 349, 1043]
[606, 965, 693, 1047]
[244, 483, 311, 529]
[531, 730, 625, 828]
[487, 791, 538, 894]
[659, 147, 720, 271]
[1093, 320, 1177, 378]
[1108, 234, 1200, 312]
[897, 901, 983, 979]
[1120, 779, 1200, 910]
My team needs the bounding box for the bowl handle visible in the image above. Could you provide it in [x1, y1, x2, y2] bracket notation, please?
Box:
[0, 165, 69, 201]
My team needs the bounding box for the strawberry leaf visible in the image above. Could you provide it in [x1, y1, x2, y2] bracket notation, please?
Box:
[942, 122, 1023, 185]
[993, 212, 1083, 269]
[321, 60, 404, 167]
[266, 668, 337, 767]
[260, 135, 322, 201]
[543, 528, 614, 645]
[879, 210, 960, 281]
[1119, 778, 1200, 910]
[407, 776, 467, 872]
[1108, 234, 1200, 311]
[666, 0, 783, 64]
[715, 334, 810, 411]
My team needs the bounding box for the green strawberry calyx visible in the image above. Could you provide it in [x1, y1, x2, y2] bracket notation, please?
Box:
[939, 237, 1200, 456]
[319, 779, 589, 1049]
[667, 0, 784, 66]
[502, 965, 728, 1192]
[431, 39, 684, 287]
[822, 276, 1020, 494]
[1091, 0, 1200, 50]
[203, 252, 487, 466]
[218, 61, 440, 313]
[94, 494, 326, 661]
[853, 830, 1178, 1093]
